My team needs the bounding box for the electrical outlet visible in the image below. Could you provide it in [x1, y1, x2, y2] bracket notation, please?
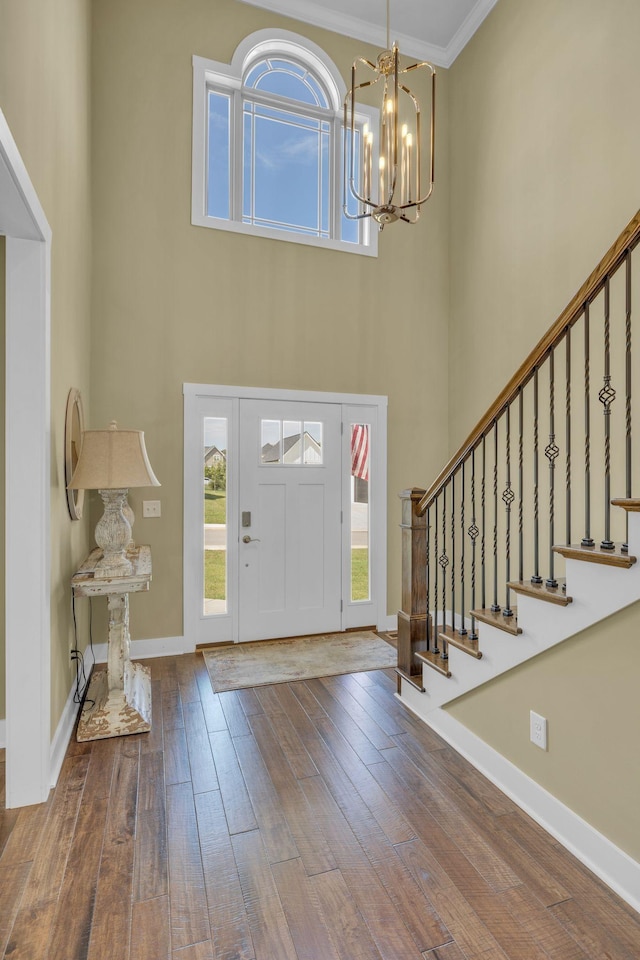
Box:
[530, 710, 548, 750]
[143, 499, 161, 518]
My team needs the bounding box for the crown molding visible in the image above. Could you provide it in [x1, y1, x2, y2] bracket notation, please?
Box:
[237, 0, 498, 68]
[445, 0, 500, 65]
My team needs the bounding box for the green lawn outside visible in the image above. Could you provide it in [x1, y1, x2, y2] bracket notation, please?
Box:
[351, 548, 369, 601]
[204, 550, 226, 599]
[204, 491, 226, 524]
[204, 547, 369, 602]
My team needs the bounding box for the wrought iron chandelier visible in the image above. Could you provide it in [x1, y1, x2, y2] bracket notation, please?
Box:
[343, 0, 436, 229]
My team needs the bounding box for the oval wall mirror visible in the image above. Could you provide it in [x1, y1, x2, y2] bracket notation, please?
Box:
[65, 387, 85, 520]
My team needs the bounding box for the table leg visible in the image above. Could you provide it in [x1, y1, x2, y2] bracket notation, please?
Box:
[77, 591, 152, 741]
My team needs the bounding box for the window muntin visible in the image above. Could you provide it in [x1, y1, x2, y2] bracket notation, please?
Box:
[244, 57, 329, 107]
[261, 419, 324, 465]
[192, 32, 377, 256]
[242, 101, 330, 236]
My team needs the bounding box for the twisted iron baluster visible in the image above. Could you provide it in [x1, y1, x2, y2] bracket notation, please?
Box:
[439, 484, 449, 660]
[531, 368, 543, 583]
[546, 348, 559, 587]
[600, 277, 616, 549]
[566, 327, 572, 547]
[481, 435, 487, 609]
[502, 405, 514, 617]
[459, 461, 467, 635]
[469, 446, 479, 640]
[426, 504, 431, 649]
[451, 471, 456, 632]
[518, 387, 524, 583]
[623, 253, 632, 552]
[433, 496, 439, 655]
[582, 304, 594, 546]
[491, 421, 501, 612]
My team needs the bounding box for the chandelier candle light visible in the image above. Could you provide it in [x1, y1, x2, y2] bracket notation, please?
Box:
[68, 421, 160, 579]
[343, 0, 435, 228]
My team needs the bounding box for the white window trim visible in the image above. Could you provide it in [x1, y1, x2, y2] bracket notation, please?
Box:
[191, 29, 378, 257]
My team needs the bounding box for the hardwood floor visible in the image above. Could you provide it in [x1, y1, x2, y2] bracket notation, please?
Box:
[1, 655, 639, 959]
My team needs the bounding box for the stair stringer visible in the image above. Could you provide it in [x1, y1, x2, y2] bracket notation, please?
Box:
[399, 514, 640, 718]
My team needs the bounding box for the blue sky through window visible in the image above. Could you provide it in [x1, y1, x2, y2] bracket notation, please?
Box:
[204, 55, 363, 246]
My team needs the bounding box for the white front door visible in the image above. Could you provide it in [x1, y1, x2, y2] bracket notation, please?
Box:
[238, 398, 342, 642]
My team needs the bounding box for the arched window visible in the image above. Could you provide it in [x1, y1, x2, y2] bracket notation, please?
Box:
[192, 30, 376, 256]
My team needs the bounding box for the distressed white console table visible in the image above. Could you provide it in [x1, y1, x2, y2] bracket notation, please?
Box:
[72, 545, 152, 741]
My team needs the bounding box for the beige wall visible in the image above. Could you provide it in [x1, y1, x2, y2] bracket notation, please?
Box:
[90, 0, 450, 639]
[445, 0, 640, 862]
[446, 601, 640, 861]
[448, 0, 640, 448]
[0, 0, 93, 732]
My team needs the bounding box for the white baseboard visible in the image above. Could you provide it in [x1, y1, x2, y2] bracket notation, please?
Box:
[50, 661, 88, 786]
[403, 704, 640, 915]
[0, 718, 5, 749]
[91, 635, 191, 663]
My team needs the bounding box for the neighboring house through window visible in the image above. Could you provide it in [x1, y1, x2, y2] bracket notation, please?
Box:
[192, 29, 377, 256]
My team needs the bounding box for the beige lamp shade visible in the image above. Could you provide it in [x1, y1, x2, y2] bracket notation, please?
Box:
[68, 421, 160, 490]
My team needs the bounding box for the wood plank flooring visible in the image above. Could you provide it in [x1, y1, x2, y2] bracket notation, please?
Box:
[1, 655, 639, 959]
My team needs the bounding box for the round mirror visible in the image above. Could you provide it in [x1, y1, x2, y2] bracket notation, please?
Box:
[65, 388, 85, 520]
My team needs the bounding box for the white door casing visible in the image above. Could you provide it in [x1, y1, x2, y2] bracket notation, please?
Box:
[0, 109, 52, 808]
[183, 384, 387, 647]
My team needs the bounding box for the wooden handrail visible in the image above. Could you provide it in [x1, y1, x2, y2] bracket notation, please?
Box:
[417, 208, 640, 516]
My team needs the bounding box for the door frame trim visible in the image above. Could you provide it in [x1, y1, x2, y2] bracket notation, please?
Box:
[183, 383, 388, 646]
[1, 109, 52, 807]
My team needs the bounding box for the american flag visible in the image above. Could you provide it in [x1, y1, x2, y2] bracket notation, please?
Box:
[351, 424, 369, 481]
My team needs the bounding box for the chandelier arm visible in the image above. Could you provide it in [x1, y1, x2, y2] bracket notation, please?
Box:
[401, 61, 436, 76]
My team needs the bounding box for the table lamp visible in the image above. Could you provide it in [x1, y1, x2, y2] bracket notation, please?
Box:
[68, 420, 160, 578]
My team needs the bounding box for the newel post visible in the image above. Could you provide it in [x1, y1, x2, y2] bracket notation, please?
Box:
[397, 488, 429, 692]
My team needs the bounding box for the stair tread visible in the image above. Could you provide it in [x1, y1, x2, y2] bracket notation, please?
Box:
[471, 607, 522, 635]
[414, 649, 452, 678]
[438, 625, 483, 659]
[553, 543, 636, 568]
[611, 498, 640, 512]
[507, 578, 573, 606]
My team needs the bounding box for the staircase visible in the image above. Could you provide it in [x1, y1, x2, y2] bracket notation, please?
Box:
[397, 209, 640, 712]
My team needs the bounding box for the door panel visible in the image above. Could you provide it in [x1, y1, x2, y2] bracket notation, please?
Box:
[239, 398, 342, 642]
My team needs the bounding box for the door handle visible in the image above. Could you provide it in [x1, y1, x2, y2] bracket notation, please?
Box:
[242, 535, 261, 543]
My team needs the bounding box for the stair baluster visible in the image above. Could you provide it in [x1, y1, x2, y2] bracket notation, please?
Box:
[491, 421, 501, 612]
[518, 388, 524, 583]
[531, 368, 543, 583]
[582, 304, 595, 546]
[600, 277, 616, 549]
[623, 252, 632, 552]
[469, 447, 479, 641]
[459, 461, 467, 635]
[502, 405, 514, 617]
[545, 348, 559, 588]
[439, 484, 449, 660]
[566, 328, 572, 546]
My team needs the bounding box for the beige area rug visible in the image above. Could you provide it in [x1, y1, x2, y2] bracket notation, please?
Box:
[203, 630, 397, 693]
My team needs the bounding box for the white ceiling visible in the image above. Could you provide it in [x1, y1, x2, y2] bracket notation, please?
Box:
[237, 0, 500, 67]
